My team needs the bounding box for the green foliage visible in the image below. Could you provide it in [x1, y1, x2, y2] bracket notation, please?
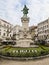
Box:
[0, 46, 49, 57]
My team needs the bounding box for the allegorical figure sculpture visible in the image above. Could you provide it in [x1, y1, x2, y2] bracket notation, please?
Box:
[22, 5, 29, 16]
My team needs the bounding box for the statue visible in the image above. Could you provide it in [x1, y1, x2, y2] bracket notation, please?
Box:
[22, 5, 29, 15]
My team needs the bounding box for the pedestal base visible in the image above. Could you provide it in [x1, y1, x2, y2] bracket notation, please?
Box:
[14, 39, 38, 47]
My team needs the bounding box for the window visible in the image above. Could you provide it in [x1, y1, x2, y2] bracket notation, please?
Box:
[7, 25, 9, 28]
[0, 22, 1, 25]
[10, 34, 11, 37]
[0, 32, 1, 35]
[30, 43, 33, 45]
[0, 21, 1, 23]
[0, 29, 1, 31]
[47, 25, 48, 28]
[4, 24, 6, 27]
[3, 33, 5, 36]
[45, 30, 46, 33]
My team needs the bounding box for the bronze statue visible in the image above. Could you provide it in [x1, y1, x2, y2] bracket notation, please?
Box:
[22, 5, 29, 15]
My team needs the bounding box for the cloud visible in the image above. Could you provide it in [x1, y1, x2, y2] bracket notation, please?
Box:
[0, 0, 49, 26]
[26, 0, 49, 26]
[0, 0, 22, 26]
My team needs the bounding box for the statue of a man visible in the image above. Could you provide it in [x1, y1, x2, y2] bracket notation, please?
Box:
[22, 5, 29, 15]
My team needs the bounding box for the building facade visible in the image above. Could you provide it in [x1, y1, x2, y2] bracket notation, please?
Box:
[38, 18, 49, 40]
[29, 26, 37, 40]
[0, 19, 13, 40]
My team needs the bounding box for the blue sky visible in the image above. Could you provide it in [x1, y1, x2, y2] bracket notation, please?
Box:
[0, 0, 49, 26]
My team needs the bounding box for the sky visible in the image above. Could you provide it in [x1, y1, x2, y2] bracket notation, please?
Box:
[0, 0, 49, 26]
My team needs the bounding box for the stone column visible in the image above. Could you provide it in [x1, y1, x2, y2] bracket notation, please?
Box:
[21, 16, 29, 31]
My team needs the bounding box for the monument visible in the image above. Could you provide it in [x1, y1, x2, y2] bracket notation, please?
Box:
[16, 5, 35, 47]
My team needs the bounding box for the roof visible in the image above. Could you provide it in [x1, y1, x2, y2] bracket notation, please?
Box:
[29, 26, 37, 30]
[38, 19, 48, 25]
[0, 18, 13, 25]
